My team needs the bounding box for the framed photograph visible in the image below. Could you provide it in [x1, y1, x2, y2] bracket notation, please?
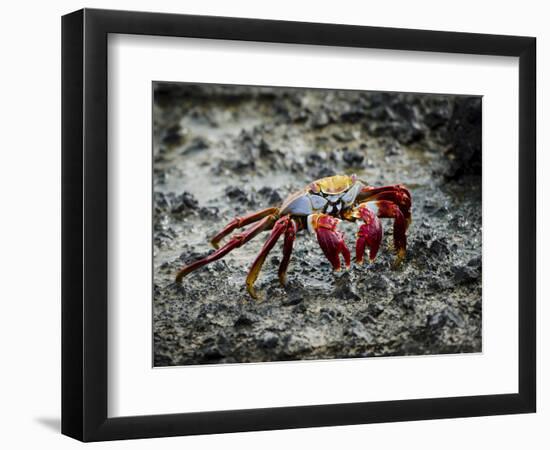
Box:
[62, 8, 536, 442]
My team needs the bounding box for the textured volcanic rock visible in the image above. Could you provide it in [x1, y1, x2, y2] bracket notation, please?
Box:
[152, 83, 482, 367]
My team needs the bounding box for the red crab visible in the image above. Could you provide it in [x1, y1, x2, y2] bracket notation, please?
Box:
[176, 174, 411, 299]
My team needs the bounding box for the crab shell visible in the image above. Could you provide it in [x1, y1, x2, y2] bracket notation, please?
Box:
[280, 174, 363, 220]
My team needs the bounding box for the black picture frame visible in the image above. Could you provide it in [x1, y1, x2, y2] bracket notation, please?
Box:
[62, 8, 536, 442]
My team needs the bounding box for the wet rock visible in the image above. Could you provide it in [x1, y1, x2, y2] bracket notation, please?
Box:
[364, 274, 389, 292]
[199, 333, 230, 361]
[235, 312, 256, 327]
[444, 307, 465, 328]
[154, 170, 166, 185]
[333, 272, 361, 300]
[427, 312, 447, 329]
[445, 97, 482, 179]
[211, 261, 226, 272]
[181, 136, 209, 154]
[385, 141, 402, 156]
[340, 107, 367, 123]
[342, 149, 364, 167]
[258, 138, 277, 158]
[178, 249, 208, 265]
[387, 102, 415, 121]
[427, 277, 449, 290]
[258, 186, 282, 204]
[425, 106, 451, 130]
[410, 239, 429, 258]
[319, 307, 341, 322]
[289, 161, 304, 173]
[212, 155, 256, 175]
[282, 295, 303, 307]
[282, 281, 306, 306]
[366, 303, 385, 318]
[365, 121, 394, 138]
[285, 335, 313, 355]
[312, 166, 336, 179]
[451, 264, 480, 284]
[423, 198, 439, 213]
[260, 332, 279, 349]
[154, 228, 177, 248]
[311, 111, 330, 129]
[425, 307, 466, 333]
[429, 237, 450, 257]
[154, 191, 171, 213]
[153, 84, 483, 366]
[159, 262, 172, 272]
[332, 131, 356, 142]
[467, 255, 482, 270]
[225, 186, 249, 203]
[293, 302, 308, 314]
[395, 122, 424, 145]
[162, 124, 184, 146]
[171, 192, 199, 213]
[198, 206, 219, 220]
[368, 105, 390, 121]
[270, 256, 280, 267]
[202, 345, 225, 361]
[305, 151, 327, 165]
[154, 191, 199, 215]
[347, 321, 373, 342]
[289, 108, 309, 123]
[393, 290, 415, 311]
[432, 204, 451, 218]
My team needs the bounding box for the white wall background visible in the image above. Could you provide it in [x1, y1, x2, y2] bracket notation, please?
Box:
[0, 0, 546, 448]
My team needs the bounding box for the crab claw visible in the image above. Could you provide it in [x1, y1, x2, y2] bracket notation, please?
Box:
[355, 205, 382, 265]
[309, 214, 351, 271]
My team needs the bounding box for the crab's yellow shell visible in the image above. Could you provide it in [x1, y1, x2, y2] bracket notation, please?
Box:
[311, 174, 355, 195]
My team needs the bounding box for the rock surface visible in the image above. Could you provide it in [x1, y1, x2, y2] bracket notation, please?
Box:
[152, 83, 482, 366]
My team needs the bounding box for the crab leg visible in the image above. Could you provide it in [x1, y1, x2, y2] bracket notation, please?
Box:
[353, 204, 383, 265]
[278, 219, 298, 286]
[357, 184, 412, 227]
[308, 214, 351, 271]
[210, 207, 279, 248]
[246, 216, 292, 299]
[175, 215, 276, 283]
[370, 200, 408, 266]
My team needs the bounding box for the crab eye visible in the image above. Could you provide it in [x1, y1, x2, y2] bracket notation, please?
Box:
[309, 182, 321, 194]
[309, 194, 328, 210]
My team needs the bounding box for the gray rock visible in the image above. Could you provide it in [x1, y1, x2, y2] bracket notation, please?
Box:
[342, 149, 365, 167]
[332, 131, 355, 142]
[235, 313, 256, 327]
[152, 83, 483, 367]
[333, 272, 361, 300]
[311, 111, 330, 128]
[182, 136, 209, 154]
[260, 332, 279, 349]
[393, 290, 415, 311]
[452, 265, 480, 284]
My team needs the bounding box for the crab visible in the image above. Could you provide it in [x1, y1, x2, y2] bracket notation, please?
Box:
[176, 174, 411, 299]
